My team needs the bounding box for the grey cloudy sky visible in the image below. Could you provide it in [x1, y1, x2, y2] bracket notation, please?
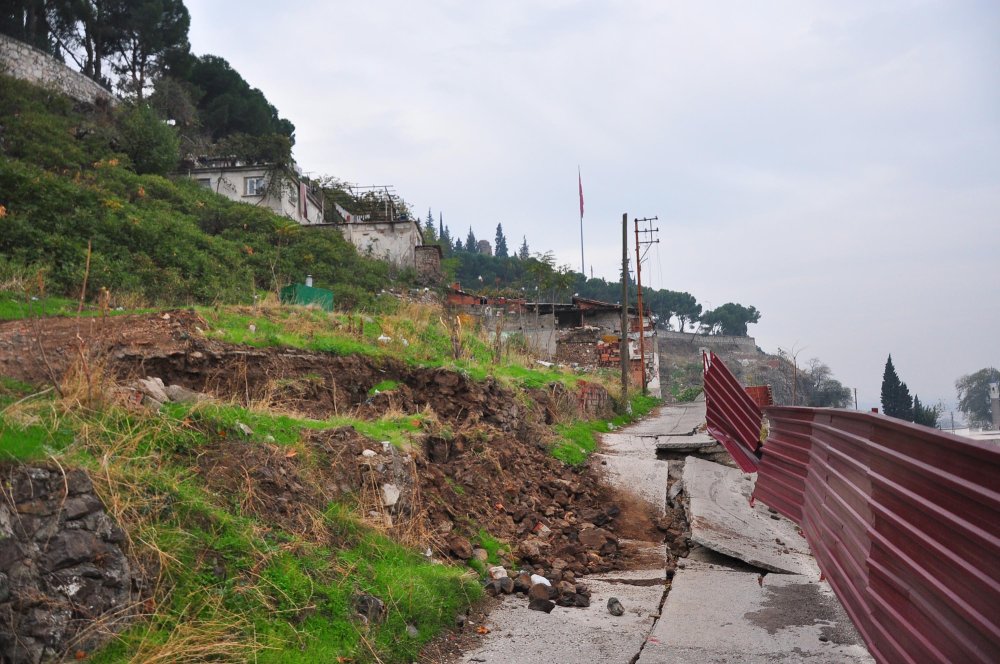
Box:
[185, 0, 999, 409]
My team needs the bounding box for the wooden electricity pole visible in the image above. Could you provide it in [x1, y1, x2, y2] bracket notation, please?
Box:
[620, 213, 629, 399]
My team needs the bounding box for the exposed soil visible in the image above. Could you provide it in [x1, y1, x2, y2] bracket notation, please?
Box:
[0, 311, 670, 584]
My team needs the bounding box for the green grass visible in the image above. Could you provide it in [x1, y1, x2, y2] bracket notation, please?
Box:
[0, 418, 75, 460]
[475, 529, 510, 565]
[369, 379, 401, 395]
[551, 393, 662, 465]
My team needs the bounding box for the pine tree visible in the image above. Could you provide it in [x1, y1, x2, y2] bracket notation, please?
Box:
[426, 207, 433, 230]
[881, 355, 902, 417]
[913, 395, 939, 427]
[466, 227, 477, 253]
[438, 212, 443, 240]
[518, 236, 530, 260]
[495, 223, 509, 258]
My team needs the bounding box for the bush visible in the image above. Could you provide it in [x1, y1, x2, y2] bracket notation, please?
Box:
[118, 104, 180, 175]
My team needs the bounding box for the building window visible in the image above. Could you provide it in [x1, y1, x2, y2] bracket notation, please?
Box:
[197, 178, 211, 189]
[244, 176, 266, 196]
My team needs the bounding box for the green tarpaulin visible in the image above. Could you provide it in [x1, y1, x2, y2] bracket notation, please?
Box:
[279, 284, 334, 311]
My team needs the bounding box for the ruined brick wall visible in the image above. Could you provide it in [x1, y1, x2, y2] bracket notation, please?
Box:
[0, 34, 117, 106]
[415, 246, 442, 284]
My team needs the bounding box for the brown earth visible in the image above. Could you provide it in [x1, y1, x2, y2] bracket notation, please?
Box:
[0, 311, 671, 578]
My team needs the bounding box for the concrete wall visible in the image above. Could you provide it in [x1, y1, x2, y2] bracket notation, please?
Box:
[339, 220, 421, 270]
[660, 329, 757, 352]
[0, 34, 116, 106]
[502, 312, 557, 358]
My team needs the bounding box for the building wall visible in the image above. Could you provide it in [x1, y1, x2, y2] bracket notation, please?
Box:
[502, 312, 557, 358]
[0, 34, 116, 106]
[188, 167, 322, 225]
[338, 220, 421, 269]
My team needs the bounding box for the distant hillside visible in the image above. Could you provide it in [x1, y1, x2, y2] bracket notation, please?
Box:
[0, 74, 390, 307]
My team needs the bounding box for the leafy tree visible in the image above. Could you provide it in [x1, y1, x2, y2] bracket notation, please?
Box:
[148, 75, 198, 128]
[114, 0, 189, 99]
[465, 227, 477, 254]
[956, 367, 1000, 428]
[494, 223, 508, 258]
[118, 103, 178, 174]
[0, 1, 74, 54]
[518, 236, 529, 260]
[69, 0, 129, 87]
[803, 359, 852, 408]
[699, 302, 759, 336]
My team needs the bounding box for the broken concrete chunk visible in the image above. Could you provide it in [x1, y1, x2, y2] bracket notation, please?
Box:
[381, 483, 401, 508]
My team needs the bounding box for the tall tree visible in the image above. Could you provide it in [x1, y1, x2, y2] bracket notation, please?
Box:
[955, 367, 1000, 428]
[518, 236, 529, 260]
[698, 303, 760, 336]
[494, 223, 508, 258]
[72, 0, 129, 87]
[880, 355, 903, 417]
[898, 381, 914, 422]
[465, 227, 477, 254]
[114, 0, 189, 99]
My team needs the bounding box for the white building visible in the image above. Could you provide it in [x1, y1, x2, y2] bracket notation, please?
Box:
[185, 159, 324, 226]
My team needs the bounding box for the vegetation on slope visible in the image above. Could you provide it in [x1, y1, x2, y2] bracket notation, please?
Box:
[0, 74, 391, 307]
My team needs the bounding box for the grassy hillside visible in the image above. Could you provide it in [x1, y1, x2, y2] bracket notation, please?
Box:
[0, 74, 390, 308]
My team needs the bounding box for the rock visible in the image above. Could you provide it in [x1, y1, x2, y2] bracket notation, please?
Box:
[488, 566, 508, 580]
[529, 573, 551, 587]
[527, 583, 551, 602]
[558, 580, 576, 597]
[42, 531, 99, 571]
[497, 577, 515, 594]
[513, 572, 533, 593]
[164, 384, 206, 403]
[607, 597, 625, 616]
[361, 449, 377, 458]
[578, 527, 614, 550]
[528, 597, 556, 613]
[136, 377, 168, 404]
[455, 613, 468, 629]
[381, 483, 401, 508]
[65, 469, 93, 495]
[448, 535, 474, 560]
[518, 538, 546, 560]
[573, 593, 591, 608]
[0, 572, 8, 603]
[235, 421, 254, 436]
[406, 623, 419, 638]
[472, 548, 489, 563]
[354, 594, 386, 623]
[63, 494, 103, 520]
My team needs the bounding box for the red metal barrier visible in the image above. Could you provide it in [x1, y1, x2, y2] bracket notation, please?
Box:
[704, 354, 1000, 663]
[702, 351, 762, 472]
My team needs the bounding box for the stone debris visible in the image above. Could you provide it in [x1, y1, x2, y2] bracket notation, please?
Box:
[129, 375, 209, 409]
[607, 596, 625, 616]
[353, 593, 386, 624]
[0, 466, 138, 663]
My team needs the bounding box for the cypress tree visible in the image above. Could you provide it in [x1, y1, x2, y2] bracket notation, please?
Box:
[881, 355, 902, 417]
[495, 223, 509, 257]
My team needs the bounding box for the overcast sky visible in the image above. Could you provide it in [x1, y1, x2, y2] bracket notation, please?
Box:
[185, 0, 998, 409]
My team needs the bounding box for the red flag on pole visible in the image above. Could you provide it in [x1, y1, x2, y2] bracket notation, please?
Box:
[578, 167, 584, 219]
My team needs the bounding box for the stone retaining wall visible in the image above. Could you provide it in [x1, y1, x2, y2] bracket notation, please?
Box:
[660, 330, 757, 352]
[0, 34, 116, 106]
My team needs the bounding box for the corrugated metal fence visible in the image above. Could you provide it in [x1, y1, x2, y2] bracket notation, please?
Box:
[703, 352, 1000, 663]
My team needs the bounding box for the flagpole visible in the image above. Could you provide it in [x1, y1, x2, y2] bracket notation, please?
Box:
[578, 166, 585, 275]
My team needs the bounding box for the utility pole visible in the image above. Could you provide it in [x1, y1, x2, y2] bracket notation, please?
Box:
[620, 213, 629, 400]
[634, 216, 659, 395]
